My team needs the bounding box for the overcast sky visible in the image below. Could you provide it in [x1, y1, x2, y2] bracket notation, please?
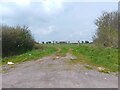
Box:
[0, 0, 118, 42]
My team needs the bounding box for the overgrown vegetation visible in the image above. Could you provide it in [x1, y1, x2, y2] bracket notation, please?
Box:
[2, 25, 35, 57]
[52, 44, 69, 56]
[72, 45, 118, 72]
[1, 44, 118, 72]
[2, 44, 57, 64]
[93, 11, 118, 48]
[0, 26, 1, 58]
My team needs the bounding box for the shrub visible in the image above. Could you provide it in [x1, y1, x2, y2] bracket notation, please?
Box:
[2, 25, 35, 57]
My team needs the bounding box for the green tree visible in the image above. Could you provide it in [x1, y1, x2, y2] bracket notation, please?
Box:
[93, 11, 118, 48]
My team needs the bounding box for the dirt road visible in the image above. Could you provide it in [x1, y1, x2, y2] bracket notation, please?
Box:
[2, 53, 118, 88]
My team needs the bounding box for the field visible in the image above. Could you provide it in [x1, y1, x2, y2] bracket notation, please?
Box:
[2, 44, 118, 72]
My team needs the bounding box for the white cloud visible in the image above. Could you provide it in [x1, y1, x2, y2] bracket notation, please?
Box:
[0, 1, 117, 42]
[14, 0, 31, 6]
[64, 0, 119, 2]
[70, 32, 83, 37]
[0, 0, 64, 16]
[0, 0, 118, 3]
[41, 0, 63, 14]
[33, 25, 55, 35]
[0, 0, 119, 4]
[69, 30, 90, 37]
[0, 0, 31, 6]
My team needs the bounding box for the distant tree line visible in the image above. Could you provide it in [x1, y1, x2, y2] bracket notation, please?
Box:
[41, 41, 91, 44]
[93, 11, 118, 48]
[2, 25, 35, 57]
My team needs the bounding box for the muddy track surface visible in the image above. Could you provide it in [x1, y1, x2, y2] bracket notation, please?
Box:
[2, 53, 118, 88]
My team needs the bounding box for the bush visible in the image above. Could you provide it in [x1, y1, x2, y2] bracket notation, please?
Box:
[2, 25, 35, 57]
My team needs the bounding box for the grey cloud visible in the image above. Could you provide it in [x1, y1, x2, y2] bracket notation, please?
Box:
[0, 2, 117, 42]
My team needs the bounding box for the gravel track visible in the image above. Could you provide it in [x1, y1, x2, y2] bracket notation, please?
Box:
[2, 53, 118, 88]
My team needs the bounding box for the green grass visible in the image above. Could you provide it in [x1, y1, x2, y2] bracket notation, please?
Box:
[72, 45, 118, 72]
[2, 45, 57, 65]
[55, 44, 69, 56]
[1, 44, 119, 72]
[45, 44, 69, 56]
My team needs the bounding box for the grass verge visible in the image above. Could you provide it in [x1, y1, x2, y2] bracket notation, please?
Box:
[2, 45, 57, 65]
[72, 45, 118, 72]
[1, 44, 119, 72]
